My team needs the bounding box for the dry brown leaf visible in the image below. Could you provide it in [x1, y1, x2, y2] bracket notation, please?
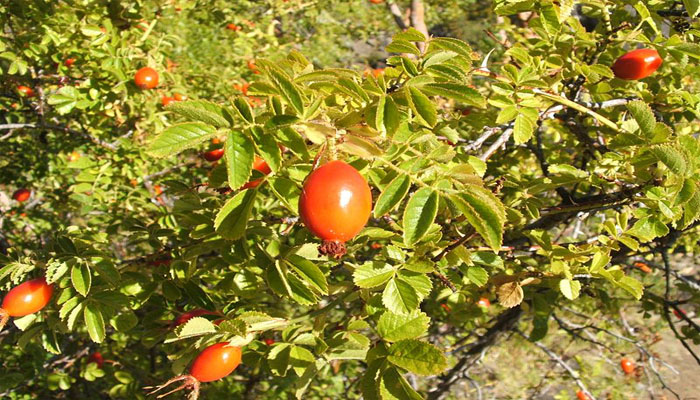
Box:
[497, 281, 523, 308]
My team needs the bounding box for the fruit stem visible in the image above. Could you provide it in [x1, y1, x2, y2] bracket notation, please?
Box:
[0, 309, 8, 332]
[327, 133, 338, 161]
[145, 374, 200, 400]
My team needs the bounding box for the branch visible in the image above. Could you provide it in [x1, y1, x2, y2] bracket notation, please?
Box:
[409, 0, 428, 52]
[515, 329, 596, 400]
[386, 1, 409, 31]
[660, 251, 700, 366]
[0, 122, 118, 150]
[428, 306, 522, 400]
[479, 127, 512, 161]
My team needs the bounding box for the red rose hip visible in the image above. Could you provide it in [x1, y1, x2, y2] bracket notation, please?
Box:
[13, 188, 31, 202]
[620, 357, 635, 375]
[299, 160, 372, 258]
[134, 67, 159, 89]
[189, 342, 242, 382]
[612, 49, 662, 80]
[0, 277, 54, 331]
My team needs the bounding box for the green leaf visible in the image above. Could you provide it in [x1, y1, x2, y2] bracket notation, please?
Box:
[386, 39, 421, 55]
[267, 69, 305, 116]
[397, 271, 432, 301]
[682, 183, 700, 228]
[354, 262, 395, 289]
[91, 258, 120, 287]
[166, 100, 233, 128]
[428, 37, 474, 59]
[380, 368, 423, 400]
[289, 345, 316, 377]
[513, 108, 537, 144]
[383, 96, 402, 136]
[287, 273, 318, 305]
[393, 28, 427, 42]
[111, 311, 138, 332]
[374, 95, 386, 133]
[225, 130, 255, 190]
[147, 122, 217, 158]
[627, 100, 656, 138]
[251, 126, 282, 173]
[627, 217, 669, 242]
[374, 175, 411, 217]
[450, 185, 506, 252]
[387, 339, 447, 376]
[214, 189, 257, 240]
[683, 0, 700, 17]
[403, 188, 439, 246]
[269, 177, 301, 213]
[420, 83, 486, 108]
[616, 276, 644, 300]
[46, 259, 69, 285]
[175, 317, 217, 340]
[84, 302, 105, 343]
[466, 266, 488, 287]
[382, 277, 419, 315]
[406, 87, 437, 127]
[71, 263, 91, 297]
[232, 97, 255, 124]
[286, 254, 328, 295]
[559, 278, 581, 300]
[276, 127, 309, 159]
[649, 144, 687, 176]
[47, 86, 80, 115]
[377, 310, 430, 342]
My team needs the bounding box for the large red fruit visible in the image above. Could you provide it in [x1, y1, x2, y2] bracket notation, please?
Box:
[13, 188, 31, 202]
[189, 342, 242, 382]
[620, 357, 635, 375]
[203, 148, 224, 162]
[134, 67, 159, 89]
[576, 390, 591, 400]
[612, 49, 662, 80]
[299, 160, 372, 258]
[241, 156, 272, 189]
[1, 277, 53, 331]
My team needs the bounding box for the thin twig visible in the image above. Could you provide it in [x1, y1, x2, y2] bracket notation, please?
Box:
[515, 329, 596, 400]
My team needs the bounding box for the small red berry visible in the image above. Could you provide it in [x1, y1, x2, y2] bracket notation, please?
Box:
[162, 96, 175, 107]
[173, 309, 218, 327]
[64, 58, 76, 67]
[264, 338, 275, 346]
[88, 352, 104, 368]
[241, 156, 272, 189]
[203, 148, 224, 162]
[477, 297, 490, 308]
[620, 357, 635, 375]
[17, 85, 34, 97]
[13, 188, 31, 202]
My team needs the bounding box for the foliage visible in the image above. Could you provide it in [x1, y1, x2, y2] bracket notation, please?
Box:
[1, 0, 699, 399]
